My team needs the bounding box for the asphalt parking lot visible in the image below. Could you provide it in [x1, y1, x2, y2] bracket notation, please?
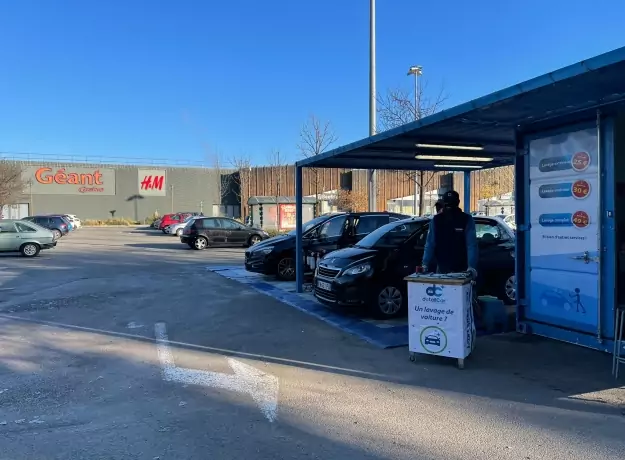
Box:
[1, 227, 624, 460]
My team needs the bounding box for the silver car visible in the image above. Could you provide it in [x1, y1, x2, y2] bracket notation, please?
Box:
[0, 219, 57, 257]
[165, 215, 201, 237]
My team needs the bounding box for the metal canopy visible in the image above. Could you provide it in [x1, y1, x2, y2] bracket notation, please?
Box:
[297, 46, 625, 172]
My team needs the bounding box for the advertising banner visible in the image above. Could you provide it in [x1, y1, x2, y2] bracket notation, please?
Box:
[528, 127, 599, 331]
[279, 204, 296, 230]
[407, 278, 474, 360]
[23, 166, 116, 195]
[138, 169, 167, 196]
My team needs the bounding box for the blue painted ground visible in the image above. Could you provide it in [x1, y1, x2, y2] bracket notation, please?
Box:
[206, 266, 511, 349]
[206, 265, 409, 349]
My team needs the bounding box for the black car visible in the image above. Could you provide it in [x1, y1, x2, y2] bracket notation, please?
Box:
[313, 216, 516, 318]
[245, 212, 410, 281]
[180, 217, 268, 250]
[22, 215, 70, 240]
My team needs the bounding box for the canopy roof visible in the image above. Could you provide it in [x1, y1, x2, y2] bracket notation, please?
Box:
[297, 46, 625, 172]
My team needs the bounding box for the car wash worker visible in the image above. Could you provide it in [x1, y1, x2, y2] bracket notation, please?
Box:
[422, 190, 478, 274]
[434, 199, 444, 215]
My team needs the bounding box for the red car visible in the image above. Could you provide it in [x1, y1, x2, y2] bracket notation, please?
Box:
[158, 212, 195, 232]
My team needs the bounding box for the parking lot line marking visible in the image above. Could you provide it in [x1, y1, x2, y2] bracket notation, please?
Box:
[155, 322, 279, 422]
[0, 314, 384, 378]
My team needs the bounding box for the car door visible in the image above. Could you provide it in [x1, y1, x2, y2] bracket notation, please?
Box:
[201, 218, 226, 245]
[309, 214, 349, 257]
[351, 215, 390, 245]
[219, 219, 247, 245]
[473, 218, 515, 291]
[0, 222, 21, 251]
[35, 217, 51, 229]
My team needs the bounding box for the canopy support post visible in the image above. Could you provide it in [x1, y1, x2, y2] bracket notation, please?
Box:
[463, 171, 471, 212]
[295, 166, 304, 293]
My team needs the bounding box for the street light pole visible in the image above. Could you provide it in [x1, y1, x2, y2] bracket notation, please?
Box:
[367, 0, 377, 212]
[407, 65, 423, 215]
[170, 184, 174, 213]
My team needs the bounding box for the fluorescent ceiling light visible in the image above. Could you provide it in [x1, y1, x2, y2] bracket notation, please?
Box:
[415, 154, 492, 162]
[434, 164, 483, 169]
[416, 143, 484, 151]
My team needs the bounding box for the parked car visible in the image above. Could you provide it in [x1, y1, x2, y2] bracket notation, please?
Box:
[165, 215, 203, 237]
[158, 212, 200, 232]
[0, 219, 57, 257]
[22, 215, 70, 240]
[65, 214, 82, 229]
[53, 215, 74, 231]
[180, 217, 269, 250]
[503, 214, 516, 231]
[152, 217, 162, 229]
[313, 216, 516, 319]
[245, 212, 410, 281]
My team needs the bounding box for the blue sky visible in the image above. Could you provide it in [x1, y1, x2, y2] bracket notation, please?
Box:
[1, 0, 624, 166]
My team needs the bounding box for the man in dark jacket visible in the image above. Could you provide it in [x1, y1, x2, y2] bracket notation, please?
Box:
[422, 190, 478, 274]
[434, 199, 444, 214]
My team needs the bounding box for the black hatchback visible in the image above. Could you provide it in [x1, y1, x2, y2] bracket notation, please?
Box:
[180, 217, 268, 250]
[313, 216, 516, 318]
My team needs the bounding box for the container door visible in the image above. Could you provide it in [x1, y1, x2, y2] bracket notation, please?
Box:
[527, 125, 600, 335]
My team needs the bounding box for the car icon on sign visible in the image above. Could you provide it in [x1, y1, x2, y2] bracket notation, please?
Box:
[424, 334, 441, 346]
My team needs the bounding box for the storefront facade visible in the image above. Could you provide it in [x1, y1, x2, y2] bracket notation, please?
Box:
[13, 162, 222, 221]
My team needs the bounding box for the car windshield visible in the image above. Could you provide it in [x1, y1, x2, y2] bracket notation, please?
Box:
[356, 220, 426, 248]
[286, 215, 336, 236]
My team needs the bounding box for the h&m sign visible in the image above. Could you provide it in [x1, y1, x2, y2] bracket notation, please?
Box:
[138, 169, 167, 196]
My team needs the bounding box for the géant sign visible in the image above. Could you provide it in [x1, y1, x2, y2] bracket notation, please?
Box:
[24, 166, 116, 195]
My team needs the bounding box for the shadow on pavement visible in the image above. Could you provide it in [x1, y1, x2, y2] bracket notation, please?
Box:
[0, 320, 410, 460]
[0, 317, 623, 459]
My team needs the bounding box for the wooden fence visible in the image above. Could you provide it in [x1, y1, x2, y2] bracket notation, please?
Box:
[240, 165, 515, 214]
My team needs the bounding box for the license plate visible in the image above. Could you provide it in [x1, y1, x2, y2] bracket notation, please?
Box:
[317, 280, 331, 291]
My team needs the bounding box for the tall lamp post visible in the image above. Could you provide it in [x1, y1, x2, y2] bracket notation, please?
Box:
[407, 65, 423, 215]
[367, 0, 377, 212]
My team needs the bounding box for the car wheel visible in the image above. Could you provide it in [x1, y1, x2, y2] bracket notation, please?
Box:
[501, 274, 516, 305]
[248, 234, 262, 246]
[52, 229, 62, 240]
[20, 243, 40, 258]
[372, 285, 406, 319]
[276, 257, 296, 280]
[193, 237, 208, 250]
[176, 228, 183, 237]
[162, 229, 167, 234]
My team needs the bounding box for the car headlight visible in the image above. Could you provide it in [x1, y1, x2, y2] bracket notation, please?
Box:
[342, 263, 371, 276]
[257, 246, 273, 255]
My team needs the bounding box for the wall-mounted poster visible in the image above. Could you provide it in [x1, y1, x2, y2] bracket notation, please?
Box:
[279, 204, 296, 230]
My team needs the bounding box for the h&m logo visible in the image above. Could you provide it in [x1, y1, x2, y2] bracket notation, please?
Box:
[140, 175, 165, 191]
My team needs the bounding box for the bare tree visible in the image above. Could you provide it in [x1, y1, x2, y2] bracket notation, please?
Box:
[266, 150, 288, 226]
[376, 79, 448, 216]
[228, 155, 253, 219]
[297, 115, 338, 215]
[207, 150, 233, 211]
[330, 188, 368, 213]
[0, 161, 26, 213]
